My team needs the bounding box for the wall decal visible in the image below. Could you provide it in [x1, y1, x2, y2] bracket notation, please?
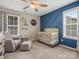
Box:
[21, 17, 29, 30]
[22, 17, 29, 26]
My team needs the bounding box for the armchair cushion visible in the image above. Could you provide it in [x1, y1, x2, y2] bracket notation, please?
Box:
[13, 40, 21, 46]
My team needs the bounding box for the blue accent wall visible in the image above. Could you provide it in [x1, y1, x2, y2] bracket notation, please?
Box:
[41, 1, 79, 48]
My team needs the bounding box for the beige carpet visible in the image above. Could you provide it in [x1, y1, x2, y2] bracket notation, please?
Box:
[5, 41, 79, 59]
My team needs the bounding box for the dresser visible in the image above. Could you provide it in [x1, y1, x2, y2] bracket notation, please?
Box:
[0, 33, 4, 59]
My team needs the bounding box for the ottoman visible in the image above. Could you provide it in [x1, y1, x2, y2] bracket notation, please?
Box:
[20, 41, 32, 51]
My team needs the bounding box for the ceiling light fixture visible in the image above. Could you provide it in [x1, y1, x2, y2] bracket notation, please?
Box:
[31, 4, 36, 8]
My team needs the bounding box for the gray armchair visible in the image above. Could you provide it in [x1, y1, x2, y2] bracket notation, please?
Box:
[4, 32, 21, 52]
[5, 39, 15, 52]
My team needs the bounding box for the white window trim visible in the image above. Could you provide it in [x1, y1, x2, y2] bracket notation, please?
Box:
[7, 14, 20, 37]
[2, 12, 4, 33]
[0, 11, 3, 34]
[63, 7, 79, 40]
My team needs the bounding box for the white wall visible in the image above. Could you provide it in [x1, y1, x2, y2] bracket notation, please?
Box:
[20, 13, 40, 40]
[0, 6, 40, 40]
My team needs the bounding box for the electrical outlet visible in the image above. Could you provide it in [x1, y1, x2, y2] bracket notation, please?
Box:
[61, 39, 63, 42]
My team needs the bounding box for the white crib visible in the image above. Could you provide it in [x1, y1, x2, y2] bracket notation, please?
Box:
[37, 28, 59, 47]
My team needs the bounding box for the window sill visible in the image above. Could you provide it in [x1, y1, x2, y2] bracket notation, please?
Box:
[63, 36, 78, 40]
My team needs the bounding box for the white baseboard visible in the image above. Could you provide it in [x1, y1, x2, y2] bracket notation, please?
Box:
[59, 44, 77, 51]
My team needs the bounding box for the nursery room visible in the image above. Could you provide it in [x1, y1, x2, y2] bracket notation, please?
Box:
[0, 0, 79, 59]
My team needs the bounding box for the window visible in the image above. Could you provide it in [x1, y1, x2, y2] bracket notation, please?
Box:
[63, 7, 79, 39]
[65, 17, 77, 37]
[7, 14, 19, 37]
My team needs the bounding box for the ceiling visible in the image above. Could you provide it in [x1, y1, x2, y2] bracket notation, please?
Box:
[0, 0, 77, 16]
